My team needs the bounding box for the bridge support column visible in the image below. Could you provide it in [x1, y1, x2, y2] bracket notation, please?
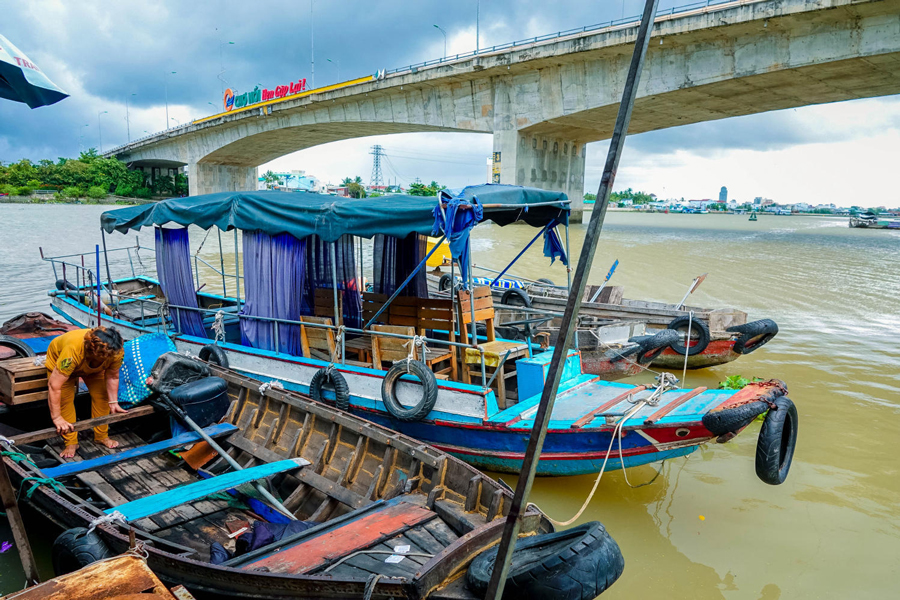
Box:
[188, 162, 258, 196]
[492, 131, 586, 223]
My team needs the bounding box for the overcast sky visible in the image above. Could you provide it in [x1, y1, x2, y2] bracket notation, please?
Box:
[2, 0, 898, 207]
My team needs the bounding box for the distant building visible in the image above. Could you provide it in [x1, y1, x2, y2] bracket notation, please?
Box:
[258, 170, 322, 192]
[719, 186, 727, 202]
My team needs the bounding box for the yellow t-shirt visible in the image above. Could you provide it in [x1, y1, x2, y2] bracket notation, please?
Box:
[45, 329, 124, 379]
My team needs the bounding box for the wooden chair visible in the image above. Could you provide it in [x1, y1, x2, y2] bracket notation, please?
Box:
[314, 288, 342, 326]
[416, 299, 457, 380]
[371, 325, 417, 370]
[457, 287, 529, 407]
[300, 316, 339, 362]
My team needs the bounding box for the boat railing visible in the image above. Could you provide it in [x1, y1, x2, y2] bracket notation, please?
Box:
[193, 254, 243, 300]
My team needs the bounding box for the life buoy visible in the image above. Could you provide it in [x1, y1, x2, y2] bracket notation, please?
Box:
[666, 316, 710, 356]
[755, 396, 798, 485]
[310, 367, 351, 411]
[727, 319, 779, 355]
[0, 335, 35, 358]
[52, 527, 113, 576]
[702, 400, 769, 436]
[501, 287, 532, 308]
[381, 359, 438, 422]
[199, 344, 229, 368]
[466, 521, 624, 600]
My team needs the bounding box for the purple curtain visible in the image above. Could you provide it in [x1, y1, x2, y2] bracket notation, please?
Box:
[373, 233, 429, 298]
[239, 232, 306, 356]
[154, 227, 207, 338]
[304, 235, 362, 329]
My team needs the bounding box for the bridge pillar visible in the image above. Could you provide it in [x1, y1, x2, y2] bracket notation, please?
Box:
[492, 131, 586, 223]
[188, 162, 258, 196]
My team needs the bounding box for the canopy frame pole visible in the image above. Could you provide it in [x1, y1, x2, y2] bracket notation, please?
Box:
[564, 223, 572, 291]
[233, 229, 241, 304]
[489, 224, 547, 287]
[329, 242, 343, 364]
[484, 1, 660, 597]
[217, 229, 227, 297]
[101, 229, 115, 309]
[95, 245, 102, 327]
[363, 234, 447, 329]
[467, 238, 477, 347]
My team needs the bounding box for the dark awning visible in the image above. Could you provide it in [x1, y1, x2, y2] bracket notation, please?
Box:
[101, 184, 569, 242]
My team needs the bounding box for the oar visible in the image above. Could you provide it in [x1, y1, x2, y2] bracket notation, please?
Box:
[588, 259, 619, 303]
[675, 273, 708, 310]
[157, 394, 296, 520]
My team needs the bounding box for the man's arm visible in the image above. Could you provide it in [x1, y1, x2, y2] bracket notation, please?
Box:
[105, 369, 127, 414]
[47, 369, 75, 434]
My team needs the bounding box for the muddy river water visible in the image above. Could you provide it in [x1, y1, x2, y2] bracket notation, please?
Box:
[1, 204, 898, 598]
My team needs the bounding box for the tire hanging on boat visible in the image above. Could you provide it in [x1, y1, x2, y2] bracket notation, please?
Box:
[701, 400, 769, 436]
[466, 521, 625, 600]
[501, 287, 532, 308]
[0, 334, 35, 358]
[666, 316, 710, 356]
[755, 396, 798, 485]
[198, 344, 229, 368]
[310, 367, 351, 411]
[727, 319, 779, 355]
[536, 278, 555, 286]
[438, 274, 453, 292]
[629, 330, 682, 365]
[52, 527, 113, 575]
[381, 359, 438, 422]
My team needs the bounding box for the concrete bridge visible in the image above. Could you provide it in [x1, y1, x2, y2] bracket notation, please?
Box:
[106, 0, 900, 220]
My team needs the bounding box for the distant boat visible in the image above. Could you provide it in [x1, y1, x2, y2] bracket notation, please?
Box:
[849, 212, 900, 229]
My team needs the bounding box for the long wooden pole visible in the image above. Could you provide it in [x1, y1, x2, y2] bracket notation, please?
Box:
[484, 1, 660, 597]
[0, 458, 41, 587]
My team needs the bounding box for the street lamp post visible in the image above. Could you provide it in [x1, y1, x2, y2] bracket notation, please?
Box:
[310, 0, 315, 89]
[218, 40, 235, 95]
[434, 24, 447, 59]
[125, 93, 136, 142]
[476, 0, 480, 53]
[326, 58, 341, 82]
[97, 111, 108, 153]
[164, 71, 176, 130]
[79, 123, 89, 152]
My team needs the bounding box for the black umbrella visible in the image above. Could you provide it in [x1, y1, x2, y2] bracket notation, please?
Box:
[0, 33, 68, 108]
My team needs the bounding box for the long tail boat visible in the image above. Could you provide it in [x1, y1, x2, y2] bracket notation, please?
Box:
[40, 186, 794, 480]
[3, 359, 628, 599]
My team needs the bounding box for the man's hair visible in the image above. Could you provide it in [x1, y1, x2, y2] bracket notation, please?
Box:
[84, 326, 124, 360]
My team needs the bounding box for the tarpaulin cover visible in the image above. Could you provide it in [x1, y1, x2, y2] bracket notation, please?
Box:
[100, 184, 569, 242]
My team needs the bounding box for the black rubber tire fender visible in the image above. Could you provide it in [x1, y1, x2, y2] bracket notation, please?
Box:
[630, 330, 682, 365]
[438, 274, 453, 292]
[501, 287, 532, 308]
[666, 316, 711, 356]
[199, 344, 229, 368]
[310, 367, 351, 412]
[727, 318, 779, 355]
[536, 278, 555, 286]
[0, 335, 36, 358]
[755, 396, 798, 485]
[702, 400, 769, 436]
[54, 279, 78, 291]
[52, 527, 113, 576]
[381, 359, 438, 422]
[466, 521, 625, 600]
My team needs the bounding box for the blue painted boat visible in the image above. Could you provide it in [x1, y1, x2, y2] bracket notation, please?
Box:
[42, 186, 791, 477]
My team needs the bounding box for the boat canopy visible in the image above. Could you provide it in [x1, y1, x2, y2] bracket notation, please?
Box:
[100, 184, 569, 243]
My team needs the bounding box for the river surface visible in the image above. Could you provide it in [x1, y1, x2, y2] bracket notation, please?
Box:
[1, 204, 898, 598]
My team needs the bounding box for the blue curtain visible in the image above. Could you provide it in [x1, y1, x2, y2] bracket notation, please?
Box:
[304, 235, 362, 329]
[154, 227, 207, 338]
[239, 232, 306, 356]
[373, 233, 429, 298]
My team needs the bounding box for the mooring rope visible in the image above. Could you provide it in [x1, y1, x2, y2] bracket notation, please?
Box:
[86, 510, 128, 536]
[682, 310, 694, 387]
[402, 335, 428, 371]
[18, 476, 65, 501]
[212, 310, 226, 344]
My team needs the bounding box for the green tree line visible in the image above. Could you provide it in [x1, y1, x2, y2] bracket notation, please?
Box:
[0, 149, 187, 199]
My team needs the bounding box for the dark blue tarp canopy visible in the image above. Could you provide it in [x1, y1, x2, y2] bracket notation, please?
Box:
[101, 185, 569, 243]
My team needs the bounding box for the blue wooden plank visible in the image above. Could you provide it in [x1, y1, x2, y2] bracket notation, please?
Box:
[108, 458, 309, 522]
[44, 423, 240, 479]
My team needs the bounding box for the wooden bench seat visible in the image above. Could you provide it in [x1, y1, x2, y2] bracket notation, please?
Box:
[239, 497, 437, 574]
[108, 457, 309, 522]
[43, 423, 239, 479]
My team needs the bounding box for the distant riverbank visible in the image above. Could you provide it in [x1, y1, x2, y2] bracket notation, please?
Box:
[0, 194, 151, 206]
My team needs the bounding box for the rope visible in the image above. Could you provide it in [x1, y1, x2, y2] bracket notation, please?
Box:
[32, 355, 46, 367]
[402, 335, 428, 371]
[212, 310, 226, 344]
[682, 310, 694, 386]
[331, 325, 346, 364]
[1, 451, 35, 467]
[86, 510, 128, 537]
[18, 476, 65, 501]
[364, 574, 385, 600]
[258, 380, 284, 395]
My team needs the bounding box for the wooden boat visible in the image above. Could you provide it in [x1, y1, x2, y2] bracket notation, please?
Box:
[0, 312, 79, 360]
[1, 554, 196, 600]
[41, 187, 787, 479]
[849, 212, 900, 229]
[4, 361, 593, 600]
[428, 271, 779, 372]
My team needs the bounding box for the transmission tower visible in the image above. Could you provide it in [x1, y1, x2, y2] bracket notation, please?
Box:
[370, 145, 385, 187]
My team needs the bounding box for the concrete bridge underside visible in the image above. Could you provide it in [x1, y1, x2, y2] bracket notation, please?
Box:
[110, 0, 900, 219]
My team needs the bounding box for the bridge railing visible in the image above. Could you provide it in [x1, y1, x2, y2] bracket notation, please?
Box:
[106, 0, 757, 155]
